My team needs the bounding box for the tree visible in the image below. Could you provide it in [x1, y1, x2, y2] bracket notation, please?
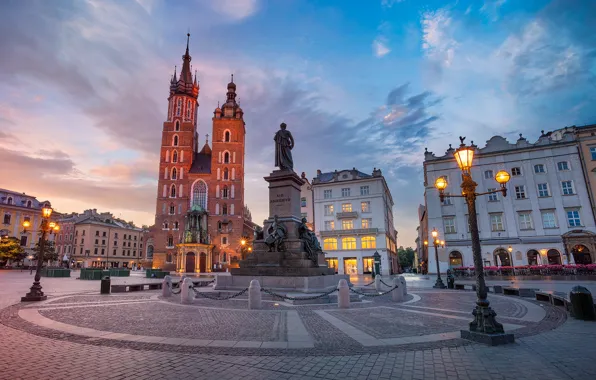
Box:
[397, 246, 416, 269]
[32, 240, 59, 263]
[0, 237, 26, 265]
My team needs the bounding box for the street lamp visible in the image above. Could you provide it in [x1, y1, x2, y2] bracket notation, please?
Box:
[434, 136, 514, 345]
[428, 228, 447, 289]
[21, 204, 59, 302]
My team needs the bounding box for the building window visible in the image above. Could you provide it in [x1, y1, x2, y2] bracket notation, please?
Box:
[541, 211, 557, 228]
[323, 190, 332, 199]
[591, 147, 596, 160]
[300, 197, 307, 207]
[360, 186, 369, 196]
[518, 212, 534, 230]
[3, 214, 10, 225]
[172, 150, 178, 163]
[94, 248, 98, 255]
[6, 197, 12, 205]
[224, 152, 230, 163]
[324, 205, 334, 216]
[534, 164, 545, 174]
[175, 120, 180, 131]
[169, 204, 175, 215]
[361, 201, 370, 213]
[325, 221, 335, 231]
[223, 168, 229, 180]
[515, 185, 526, 199]
[341, 203, 352, 212]
[341, 220, 354, 230]
[484, 170, 493, 179]
[443, 217, 456, 234]
[192, 180, 208, 209]
[511, 167, 521, 176]
[170, 185, 176, 198]
[557, 161, 569, 171]
[224, 131, 231, 142]
[341, 188, 350, 197]
[20, 236, 27, 247]
[222, 204, 228, 215]
[323, 238, 337, 250]
[171, 168, 177, 180]
[102, 240, 105, 245]
[222, 185, 229, 199]
[221, 236, 228, 245]
[95, 231, 100, 236]
[361, 218, 371, 229]
[490, 214, 504, 231]
[567, 210, 582, 227]
[342, 237, 356, 250]
[101, 248, 105, 255]
[95, 239, 98, 245]
[442, 193, 452, 205]
[487, 188, 498, 202]
[173, 135, 178, 146]
[167, 235, 174, 247]
[26, 200, 32, 207]
[561, 181, 574, 195]
[361, 236, 376, 249]
[537, 183, 550, 197]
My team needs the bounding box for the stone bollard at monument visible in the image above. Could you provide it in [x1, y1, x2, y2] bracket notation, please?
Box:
[162, 275, 172, 297]
[374, 275, 382, 292]
[248, 280, 262, 310]
[398, 275, 407, 296]
[338, 279, 350, 309]
[392, 278, 404, 302]
[181, 277, 194, 304]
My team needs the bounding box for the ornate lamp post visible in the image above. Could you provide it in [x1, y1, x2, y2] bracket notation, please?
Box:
[507, 245, 515, 276]
[434, 137, 514, 345]
[426, 228, 446, 288]
[21, 204, 59, 302]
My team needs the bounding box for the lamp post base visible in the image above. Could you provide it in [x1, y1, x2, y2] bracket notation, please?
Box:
[460, 330, 515, 346]
[21, 282, 47, 302]
[433, 278, 447, 289]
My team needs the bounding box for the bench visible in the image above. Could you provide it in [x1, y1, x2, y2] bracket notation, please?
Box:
[111, 283, 164, 293]
[502, 287, 538, 298]
[454, 283, 476, 291]
[534, 290, 569, 307]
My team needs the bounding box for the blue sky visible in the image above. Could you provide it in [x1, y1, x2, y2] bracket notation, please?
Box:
[0, 0, 595, 247]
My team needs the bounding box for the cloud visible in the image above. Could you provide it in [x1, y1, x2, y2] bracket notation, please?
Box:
[373, 38, 391, 58]
[381, 0, 405, 8]
[208, 0, 259, 21]
[421, 8, 457, 71]
[480, 0, 507, 21]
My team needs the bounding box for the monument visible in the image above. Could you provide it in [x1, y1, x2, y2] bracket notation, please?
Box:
[215, 123, 349, 292]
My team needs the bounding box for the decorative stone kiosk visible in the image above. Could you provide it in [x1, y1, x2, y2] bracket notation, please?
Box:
[215, 123, 348, 292]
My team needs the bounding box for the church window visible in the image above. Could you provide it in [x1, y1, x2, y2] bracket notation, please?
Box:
[223, 168, 229, 180]
[224, 131, 231, 142]
[187, 100, 191, 118]
[175, 120, 180, 131]
[169, 203, 175, 215]
[222, 185, 229, 199]
[162, 185, 167, 197]
[167, 235, 174, 247]
[170, 185, 176, 198]
[171, 168, 177, 180]
[224, 151, 230, 163]
[163, 221, 169, 229]
[174, 221, 179, 230]
[222, 237, 228, 246]
[172, 150, 178, 163]
[192, 180, 208, 209]
[222, 204, 228, 215]
[173, 135, 178, 146]
[164, 167, 169, 179]
[176, 99, 181, 116]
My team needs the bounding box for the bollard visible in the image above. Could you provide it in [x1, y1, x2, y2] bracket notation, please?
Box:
[569, 286, 596, 320]
[392, 278, 404, 302]
[162, 275, 172, 297]
[338, 279, 350, 309]
[248, 280, 262, 309]
[181, 277, 194, 304]
[398, 275, 407, 296]
[374, 275, 382, 292]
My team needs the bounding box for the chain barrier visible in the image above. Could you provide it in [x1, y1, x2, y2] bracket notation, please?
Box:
[169, 283, 182, 294]
[380, 279, 393, 288]
[192, 287, 249, 300]
[260, 287, 338, 301]
[349, 285, 398, 297]
[362, 280, 375, 287]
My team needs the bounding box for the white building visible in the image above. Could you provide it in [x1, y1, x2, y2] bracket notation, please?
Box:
[423, 131, 596, 273]
[300, 172, 315, 230]
[312, 168, 399, 275]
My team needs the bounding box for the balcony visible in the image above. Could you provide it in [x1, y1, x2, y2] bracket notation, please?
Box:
[336, 211, 358, 219]
[320, 228, 379, 237]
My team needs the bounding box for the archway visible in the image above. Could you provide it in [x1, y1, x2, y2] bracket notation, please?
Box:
[571, 245, 592, 264]
[493, 248, 511, 266]
[185, 252, 196, 273]
[449, 251, 463, 268]
[547, 249, 561, 265]
[199, 252, 207, 273]
[527, 250, 539, 265]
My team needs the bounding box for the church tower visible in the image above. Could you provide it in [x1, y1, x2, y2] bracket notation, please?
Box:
[154, 34, 200, 263]
[208, 76, 246, 264]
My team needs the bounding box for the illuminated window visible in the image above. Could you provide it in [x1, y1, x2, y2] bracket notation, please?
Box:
[342, 237, 356, 250]
[323, 238, 337, 250]
[341, 220, 353, 230]
[341, 203, 352, 212]
[361, 236, 376, 249]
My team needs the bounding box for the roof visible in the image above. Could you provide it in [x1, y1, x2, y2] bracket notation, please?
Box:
[314, 169, 372, 184]
[189, 152, 212, 174]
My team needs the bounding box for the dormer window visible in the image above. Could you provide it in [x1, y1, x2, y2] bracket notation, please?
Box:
[7, 197, 12, 205]
[26, 200, 32, 208]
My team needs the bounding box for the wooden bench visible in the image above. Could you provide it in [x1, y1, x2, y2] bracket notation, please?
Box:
[502, 287, 538, 297]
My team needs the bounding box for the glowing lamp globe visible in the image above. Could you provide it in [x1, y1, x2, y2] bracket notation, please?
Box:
[49, 221, 56, 229]
[431, 228, 438, 239]
[53, 224, 60, 232]
[434, 177, 448, 191]
[23, 220, 31, 229]
[454, 146, 475, 171]
[240, 239, 246, 246]
[41, 205, 53, 218]
[495, 170, 510, 185]
[507, 245, 513, 253]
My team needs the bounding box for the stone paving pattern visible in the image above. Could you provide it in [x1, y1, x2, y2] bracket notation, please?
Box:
[1, 271, 595, 379]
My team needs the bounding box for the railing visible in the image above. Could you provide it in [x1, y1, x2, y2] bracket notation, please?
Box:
[452, 264, 596, 277]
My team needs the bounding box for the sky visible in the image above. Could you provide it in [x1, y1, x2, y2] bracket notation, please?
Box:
[0, 0, 595, 248]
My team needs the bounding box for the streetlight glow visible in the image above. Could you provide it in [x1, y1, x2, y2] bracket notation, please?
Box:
[41, 205, 53, 219]
[454, 145, 475, 172]
[49, 221, 56, 229]
[434, 176, 448, 191]
[507, 246, 513, 253]
[22, 220, 31, 229]
[240, 239, 246, 246]
[495, 170, 511, 185]
[431, 228, 438, 239]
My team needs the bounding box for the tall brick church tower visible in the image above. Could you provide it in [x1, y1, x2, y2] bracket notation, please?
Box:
[151, 35, 249, 272]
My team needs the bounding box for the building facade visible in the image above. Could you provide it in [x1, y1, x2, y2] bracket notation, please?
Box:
[150, 34, 251, 272]
[423, 131, 596, 274]
[0, 188, 57, 265]
[300, 172, 315, 230]
[414, 204, 428, 273]
[55, 209, 146, 269]
[573, 124, 596, 223]
[312, 168, 399, 275]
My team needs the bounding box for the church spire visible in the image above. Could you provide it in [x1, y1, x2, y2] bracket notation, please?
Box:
[179, 33, 193, 84]
[170, 32, 199, 99]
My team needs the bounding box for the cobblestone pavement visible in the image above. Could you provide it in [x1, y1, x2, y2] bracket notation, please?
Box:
[1, 271, 595, 379]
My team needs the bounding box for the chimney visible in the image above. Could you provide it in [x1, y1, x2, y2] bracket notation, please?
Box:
[316, 169, 322, 176]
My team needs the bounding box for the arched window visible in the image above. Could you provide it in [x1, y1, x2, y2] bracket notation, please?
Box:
[167, 235, 174, 247]
[342, 237, 357, 250]
[361, 236, 376, 249]
[175, 120, 180, 131]
[323, 238, 338, 250]
[176, 99, 182, 116]
[147, 245, 154, 258]
[223, 168, 229, 180]
[571, 245, 592, 264]
[186, 100, 191, 118]
[170, 185, 176, 198]
[548, 249, 562, 265]
[192, 180, 208, 209]
[224, 130, 231, 142]
[224, 151, 230, 163]
[222, 185, 229, 199]
[173, 135, 178, 146]
[7, 197, 12, 205]
[171, 168, 177, 180]
[163, 221, 169, 229]
[172, 150, 178, 163]
[449, 251, 463, 267]
[527, 249, 539, 265]
[222, 204, 228, 215]
[26, 200, 32, 208]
